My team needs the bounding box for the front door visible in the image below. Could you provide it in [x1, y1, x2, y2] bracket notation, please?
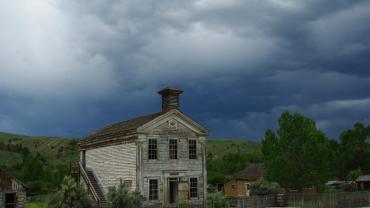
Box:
[169, 178, 179, 203]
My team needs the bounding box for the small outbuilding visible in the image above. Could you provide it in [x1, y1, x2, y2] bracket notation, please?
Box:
[0, 169, 28, 208]
[356, 175, 370, 191]
[224, 163, 266, 197]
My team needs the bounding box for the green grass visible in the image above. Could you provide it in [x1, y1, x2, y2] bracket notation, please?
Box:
[26, 202, 48, 208]
[206, 139, 261, 159]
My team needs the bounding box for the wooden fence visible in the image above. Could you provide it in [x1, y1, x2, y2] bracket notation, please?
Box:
[226, 194, 276, 208]
[287, 191, 370, 208]
[145, 204, 204, 208]
[144, 191, 370, 208]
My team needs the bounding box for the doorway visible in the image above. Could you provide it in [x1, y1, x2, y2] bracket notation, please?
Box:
[245, 183, 251, 197]
[5, 193, 16, 208]
[169, 178, 179, 204]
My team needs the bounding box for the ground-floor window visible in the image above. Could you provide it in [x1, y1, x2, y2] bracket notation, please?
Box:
[190, 178, 198, 198]
[149, 179, 159, 200]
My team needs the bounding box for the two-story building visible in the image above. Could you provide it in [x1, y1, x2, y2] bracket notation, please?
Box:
[77, 87, 208, 207]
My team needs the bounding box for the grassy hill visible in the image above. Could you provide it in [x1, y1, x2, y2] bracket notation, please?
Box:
[207, 139, 261, 159]
[0, 132, 79, 168]
[0, 132, 261, 168]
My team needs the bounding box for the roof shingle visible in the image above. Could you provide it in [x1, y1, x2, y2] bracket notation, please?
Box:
[79, 111, 165, 146]
[235, 163, 266, 181]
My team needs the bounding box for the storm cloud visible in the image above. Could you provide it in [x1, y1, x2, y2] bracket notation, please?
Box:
[0, 0, 369, 139]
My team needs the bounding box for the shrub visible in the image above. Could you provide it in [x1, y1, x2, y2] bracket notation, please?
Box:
[48, 176, 92, 208]
[207, 192, 229, 208]
[108, 180, 144, 208]
[250, 178, 281, 195]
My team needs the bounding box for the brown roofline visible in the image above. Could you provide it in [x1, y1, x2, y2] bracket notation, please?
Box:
[0, 169, 29, 190]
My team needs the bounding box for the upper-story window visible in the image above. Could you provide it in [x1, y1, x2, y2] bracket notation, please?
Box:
[189, 139, 197, 159]
[169, 139, 178, 159]
[148, 139, 157, 160]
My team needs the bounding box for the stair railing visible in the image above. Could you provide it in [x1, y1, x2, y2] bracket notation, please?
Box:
[79, 162, 101, 204]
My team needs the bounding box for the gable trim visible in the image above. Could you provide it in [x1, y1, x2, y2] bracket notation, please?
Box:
[137, 109, 208, 135]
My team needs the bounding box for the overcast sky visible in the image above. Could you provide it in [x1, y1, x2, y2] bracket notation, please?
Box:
[0, 0, 370, 140]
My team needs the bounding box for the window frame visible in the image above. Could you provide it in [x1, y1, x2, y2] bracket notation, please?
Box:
[169, 139, 178, 159]
[189, 177, 198, 198]
[149, 179, 159, 200]
[188, 139, 197, 159]
[148, 139, 158, 160]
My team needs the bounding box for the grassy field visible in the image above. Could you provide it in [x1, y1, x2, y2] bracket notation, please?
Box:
[26, 202, 48, 208]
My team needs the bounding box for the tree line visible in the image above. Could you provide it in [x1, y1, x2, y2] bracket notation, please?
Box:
[262, 111, 370, 191]
[0, 141, 70, 195]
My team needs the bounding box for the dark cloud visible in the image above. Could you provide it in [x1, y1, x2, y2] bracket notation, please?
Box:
[0, 0, 370, 140]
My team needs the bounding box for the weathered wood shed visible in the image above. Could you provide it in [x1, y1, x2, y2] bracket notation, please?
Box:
[224, 163, 266, 197]
[0, 169, 28, 208]
[77, 87, 208, 207]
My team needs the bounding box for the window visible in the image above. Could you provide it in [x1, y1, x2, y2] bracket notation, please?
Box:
[190, 178, 198, 198]
[169, 139, 178, 159]
[149, 179, 159, 200]
[189, 140, 197, 159]
[123, 180, 132, 191]
[148, 139, 157, 160]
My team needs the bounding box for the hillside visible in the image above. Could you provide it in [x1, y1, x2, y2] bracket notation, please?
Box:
[206, 139, 261, 159]
[0, 132, 79, 167]
[0, 132, 261, 168]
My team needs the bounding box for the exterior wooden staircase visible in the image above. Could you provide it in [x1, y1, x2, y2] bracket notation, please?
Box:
[78, 162, 108, 208]
[86, 170, 108, 207]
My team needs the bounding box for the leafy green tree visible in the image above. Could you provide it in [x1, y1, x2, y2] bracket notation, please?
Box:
[348, 168, 362, 181]
[108, 180, 144, 208]
[262, 111, 334, 190]
[207, 192, 229, 208]
[49, 176, 92, 208]
[338, 123, 370, 179]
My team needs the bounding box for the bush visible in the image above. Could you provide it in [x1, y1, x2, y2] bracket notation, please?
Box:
[207, 192, 229, 208]
[250, 178, 281, 195]
[48, 176, 92, 208]
[108, 180, 144, 208]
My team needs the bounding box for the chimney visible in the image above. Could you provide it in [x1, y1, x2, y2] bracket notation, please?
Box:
[158, 87, 183, 111]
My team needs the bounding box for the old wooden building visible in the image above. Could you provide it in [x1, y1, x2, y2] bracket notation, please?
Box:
[0, 169, 28, 208]
[224, 163, 266, 197]
[77, 87, 208, 207]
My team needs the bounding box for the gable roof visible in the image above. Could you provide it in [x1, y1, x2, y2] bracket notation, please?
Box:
[78, 111, 165, 146]
[0, 169, 29, 190]
[79, 108, 208, 147]
[235, 163, 266, 181]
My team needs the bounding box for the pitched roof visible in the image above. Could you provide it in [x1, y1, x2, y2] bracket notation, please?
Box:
[78, 112, 165, 146]
[0, 169, 29, 190]
[235, 163, 266, 181]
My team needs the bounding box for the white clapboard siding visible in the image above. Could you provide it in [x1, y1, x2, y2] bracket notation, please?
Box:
[86, 143, 137, 194]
